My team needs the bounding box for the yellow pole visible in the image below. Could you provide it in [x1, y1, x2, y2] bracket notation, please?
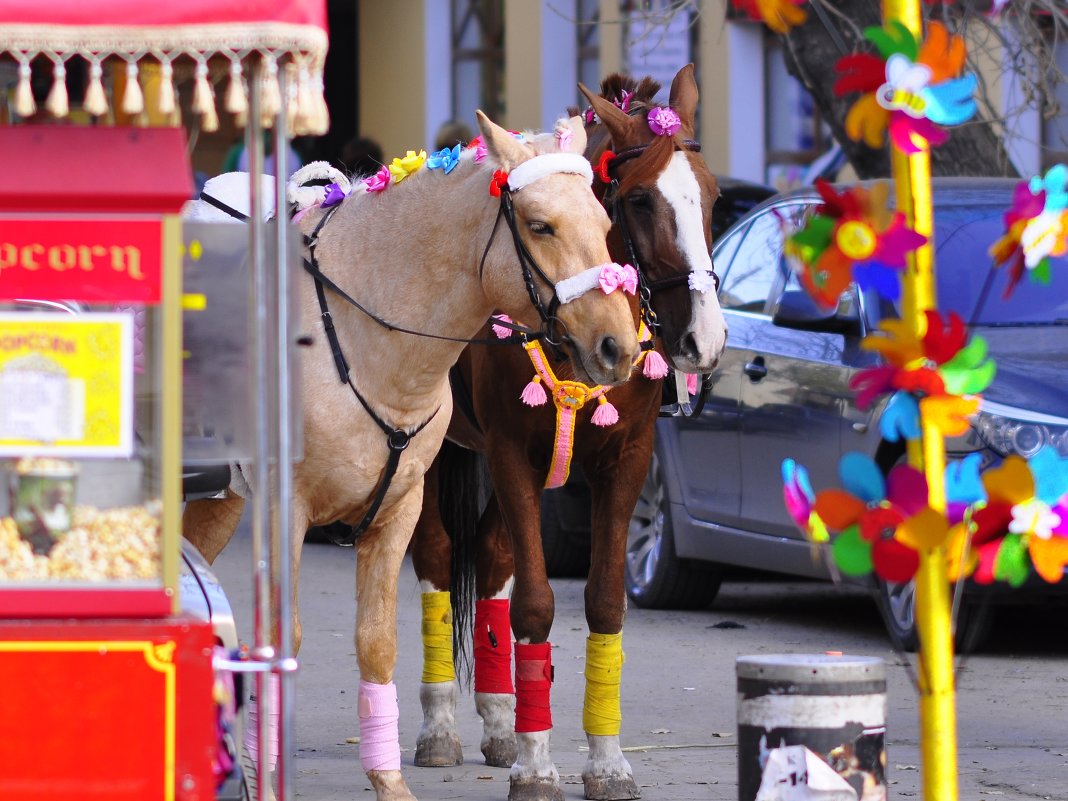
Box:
[880, 2, 959, 800]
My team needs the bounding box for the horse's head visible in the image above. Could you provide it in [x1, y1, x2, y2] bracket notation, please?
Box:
[580, 64, 727, 374]
[474, 111, 639, 387]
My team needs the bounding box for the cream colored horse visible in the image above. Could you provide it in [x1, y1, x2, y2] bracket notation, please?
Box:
[183, 112, 640, 801]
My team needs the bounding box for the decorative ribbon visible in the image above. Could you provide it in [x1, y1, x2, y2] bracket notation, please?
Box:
[421, 591, 455, 684]
[508, 322, 661, 489]
[647, 107, 682, 137]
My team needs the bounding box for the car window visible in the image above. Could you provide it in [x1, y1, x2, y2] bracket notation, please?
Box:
[717, 201, 812, 314]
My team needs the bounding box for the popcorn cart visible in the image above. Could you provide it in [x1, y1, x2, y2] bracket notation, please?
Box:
[0, 4, 327, 800]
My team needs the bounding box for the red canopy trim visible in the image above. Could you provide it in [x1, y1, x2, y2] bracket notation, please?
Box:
[0, 2, 328, 134]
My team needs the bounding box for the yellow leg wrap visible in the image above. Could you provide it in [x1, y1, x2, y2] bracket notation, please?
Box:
[421, 591, 455, 684]
[583, 632, 624, 736]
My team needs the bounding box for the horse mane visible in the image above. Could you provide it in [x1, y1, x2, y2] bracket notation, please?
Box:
[570, 72, 679, 195]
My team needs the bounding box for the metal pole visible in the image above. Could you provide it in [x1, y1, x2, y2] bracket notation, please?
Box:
[272, 65, 297, 801]
[246, 60, 274, 801]
[880, 3, 959, 801]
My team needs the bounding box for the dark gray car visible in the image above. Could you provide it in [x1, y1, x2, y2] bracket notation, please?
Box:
[626, 177, 1068, 649]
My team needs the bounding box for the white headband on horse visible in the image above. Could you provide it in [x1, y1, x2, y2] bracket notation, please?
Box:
[507, 153, 593, 191]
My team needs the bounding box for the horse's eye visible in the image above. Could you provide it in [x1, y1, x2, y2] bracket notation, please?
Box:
[628, 192, 653, 209]
[529, 221, 554, 236]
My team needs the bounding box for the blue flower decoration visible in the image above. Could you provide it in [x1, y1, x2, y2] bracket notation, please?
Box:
[427, 144, 461, 175]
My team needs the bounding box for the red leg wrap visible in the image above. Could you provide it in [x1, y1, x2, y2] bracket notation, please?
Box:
[474, 599, 514, 695]
[514, 641, 553, 733]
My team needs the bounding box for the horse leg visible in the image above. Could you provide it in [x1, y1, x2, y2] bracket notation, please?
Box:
[579, 444, 650, 801]
[356, 491, 422, 801]
[472, 494, 519, 768]
[182, 493, 245, 563]
[410, 456, 464, 768]
[237, 493, 310, 801]
[491, 453, 562, 801]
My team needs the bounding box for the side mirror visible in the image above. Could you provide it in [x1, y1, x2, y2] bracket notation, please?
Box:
[772, 290, 859, 336]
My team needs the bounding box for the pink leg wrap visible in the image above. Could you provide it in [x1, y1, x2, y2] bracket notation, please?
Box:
[514, 642, 553, 733]
[243, 673, 280, 772]
[358, 680, 401, 772]
[475, 599, 515, 694]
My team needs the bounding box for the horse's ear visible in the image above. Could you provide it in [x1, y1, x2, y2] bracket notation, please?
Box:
[668, 63, 698, 133]
[579, 83, 635, 146]
[560, 115, 588, 155]
[475, 109, 529, 171]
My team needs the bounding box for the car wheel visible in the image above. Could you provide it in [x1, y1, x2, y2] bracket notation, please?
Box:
[625, 451, 722, 609]
[540, 492, 591, 578]
[875, 577, 993, 653]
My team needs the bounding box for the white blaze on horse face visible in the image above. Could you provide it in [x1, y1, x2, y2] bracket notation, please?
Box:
[655, 152, 728, 371]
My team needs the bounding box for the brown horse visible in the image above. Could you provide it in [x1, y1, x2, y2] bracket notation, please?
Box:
[182, 111, 642, 801]
[410, 66, 726, 801]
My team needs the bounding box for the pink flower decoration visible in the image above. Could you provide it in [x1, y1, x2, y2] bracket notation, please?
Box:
[617, 91, 634, 113]
[647, 106, 682, 137]
[598, 262, 638, 295]
[363, 165, 391, 192]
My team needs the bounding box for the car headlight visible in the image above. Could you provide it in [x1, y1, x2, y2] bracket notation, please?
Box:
[974, 401, 1068, 458]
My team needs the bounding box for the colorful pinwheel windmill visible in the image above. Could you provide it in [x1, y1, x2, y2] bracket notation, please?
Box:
[989, 164, 1068, 296]
[835, 20, 977, 153]
[785, 180, 926, 309]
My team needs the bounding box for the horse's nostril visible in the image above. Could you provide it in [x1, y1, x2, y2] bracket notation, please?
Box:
[680, 332, 700, 361]
[599, 335, 620, 368]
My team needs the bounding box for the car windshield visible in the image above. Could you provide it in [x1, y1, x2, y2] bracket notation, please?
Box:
[933, 204, 1068, 326]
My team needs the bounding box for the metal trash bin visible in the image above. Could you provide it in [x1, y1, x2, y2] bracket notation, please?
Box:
[737, 654, 887, 801]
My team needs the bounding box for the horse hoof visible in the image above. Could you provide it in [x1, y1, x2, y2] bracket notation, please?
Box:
[414, 733, 464, 767]
[583, 774, 642, 800]
[508, 777, 564, 801]
[482, 735, 518, 768]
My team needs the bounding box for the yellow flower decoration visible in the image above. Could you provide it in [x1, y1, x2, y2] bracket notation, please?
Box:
[388, 149, 427, 184]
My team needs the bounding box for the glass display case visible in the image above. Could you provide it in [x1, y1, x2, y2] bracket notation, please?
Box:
[0, 126, 189, 616]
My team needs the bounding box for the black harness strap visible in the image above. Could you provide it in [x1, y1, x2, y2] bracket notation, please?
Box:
[199, 191, 251, 221]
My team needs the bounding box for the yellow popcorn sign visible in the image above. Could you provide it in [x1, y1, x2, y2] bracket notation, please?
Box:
[0, 313, 133, 456]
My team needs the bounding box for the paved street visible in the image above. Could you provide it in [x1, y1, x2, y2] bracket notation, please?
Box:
[209, 518, 1068, 801]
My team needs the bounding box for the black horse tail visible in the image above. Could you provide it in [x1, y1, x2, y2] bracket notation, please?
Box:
[436, 438, 490, 689]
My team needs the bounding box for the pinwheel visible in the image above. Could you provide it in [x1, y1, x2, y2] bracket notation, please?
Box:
[785, 180, 926, 308]
[812, 452, 933, 582]
[782, 458, 828, 546]
[989, 164, 1068, 296]
[834, 21, 977, 153]
[731, 0, 807, 33]
[966, 451, 1068, 586]
[850, 309, 995, 438]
